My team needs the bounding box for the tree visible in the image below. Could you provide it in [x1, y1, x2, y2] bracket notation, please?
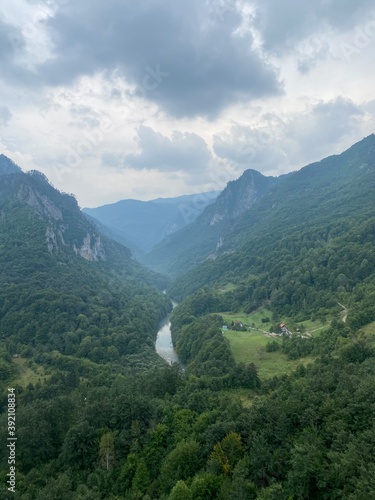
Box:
[35, 473, 73, 500]
[209, 432, 244, 475]
[60, 422, 97, 471]
[160, 440, 202, 492]
[190, 473, 222, 499]
[168, 480, 192, 500]
[131, 458, 151, 496]
[99, 431, 115, 470]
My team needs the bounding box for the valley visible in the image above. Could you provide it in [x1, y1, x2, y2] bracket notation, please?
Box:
[1, 136, 375, 499]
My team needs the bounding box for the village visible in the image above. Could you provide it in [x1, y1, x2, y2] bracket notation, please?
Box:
[222, 319, 313, 339]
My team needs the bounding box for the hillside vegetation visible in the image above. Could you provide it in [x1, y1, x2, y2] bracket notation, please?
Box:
[149, 135, 375, 281]
[1, 136, 375, 499]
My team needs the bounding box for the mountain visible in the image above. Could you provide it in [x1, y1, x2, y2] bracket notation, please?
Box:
[213, 132, 375, 255]
[83, 190, 220, 255]
[144, 169, 287, 277]
[1, 141, 375, 499]
[168, 135, 375, 322]
[84, 211, 145, 256]
[0, 156, 170, 367]
[146, 135, 375, 280]
[0, 154, 22, 175]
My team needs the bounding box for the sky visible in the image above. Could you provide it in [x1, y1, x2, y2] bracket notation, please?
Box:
[0, 0, 374, 207]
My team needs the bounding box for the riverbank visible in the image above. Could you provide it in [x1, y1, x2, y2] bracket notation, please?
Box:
[155, 300, 180, 365]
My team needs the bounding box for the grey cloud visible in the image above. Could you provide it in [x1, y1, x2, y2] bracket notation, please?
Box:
[0, 18, 24, 59]
[297, 45, 331, 74]
[364, 99, 375, 115]
[0, 18, 27, 81]
[36, 0, 281, 118]
[253, 0, 375, 53]
[289, 97, 364, 163]
[101, 152, 124, 168]
[70, 105, 101, 128]
[0, 106, 12, 126]
[213, 124, 286, 170]
[125, 126, 213, 173]
[213, 97, 364, 173]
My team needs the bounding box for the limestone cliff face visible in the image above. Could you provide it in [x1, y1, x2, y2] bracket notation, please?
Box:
[45, 222, 106, 262]
[0, 156, 106, 262]
[18, 183, 63, 221]
[73, 234, 106, 261]
[202, 169, 279, 227]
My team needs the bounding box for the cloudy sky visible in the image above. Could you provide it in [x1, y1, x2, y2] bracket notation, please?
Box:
[1, 0, 375, 207]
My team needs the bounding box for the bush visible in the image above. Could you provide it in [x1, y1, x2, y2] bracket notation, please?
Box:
[266, 341, 280, 352]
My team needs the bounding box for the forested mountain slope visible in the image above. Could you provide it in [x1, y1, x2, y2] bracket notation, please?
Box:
[169, 135, 375, 322]
[145, 169, 284, 277]
[1, 139, 375, 498]
[0, 156, 170, 369]
[148, 135, 375, 280]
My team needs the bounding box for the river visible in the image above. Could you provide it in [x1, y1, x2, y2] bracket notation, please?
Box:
[155, 300, 180, 365]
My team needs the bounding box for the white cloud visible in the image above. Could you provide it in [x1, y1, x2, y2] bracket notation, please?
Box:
[213, 98, 366, 174]
[125, 126, 213, 173]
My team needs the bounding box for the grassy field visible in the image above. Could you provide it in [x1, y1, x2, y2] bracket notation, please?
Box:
[221, 308, 272, 330]
[360, 321, 375, 335]
[219, 307, 326, 379]
[360, 321, 375, 346]
[221, 308, 328, 333]
[11, 357, 50, 388]
[216, 283, 237, 293]
[224, 330, 315, 379]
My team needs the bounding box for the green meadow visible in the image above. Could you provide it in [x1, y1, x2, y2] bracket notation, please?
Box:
[220, 308, 327, 379]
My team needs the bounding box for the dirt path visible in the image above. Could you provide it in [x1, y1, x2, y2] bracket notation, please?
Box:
[338, 302, 348, 323]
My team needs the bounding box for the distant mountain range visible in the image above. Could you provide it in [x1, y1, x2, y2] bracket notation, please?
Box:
[144, 169, 291, 276]
[144, 134, 375, 280]
[1, 136, 375, 499]
[83, 191, 220, 256]
[165, 134, 375, 302]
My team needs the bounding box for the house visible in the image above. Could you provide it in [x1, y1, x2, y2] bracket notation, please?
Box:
[231, 320, 246, 331]
[280, 323, 292, 337]
[222, 325, 228, 331]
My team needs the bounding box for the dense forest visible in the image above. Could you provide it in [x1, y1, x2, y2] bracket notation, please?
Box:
[1, 139, 375, 499]
[168, 216, 375, 327]
[2, 304, 375, 498]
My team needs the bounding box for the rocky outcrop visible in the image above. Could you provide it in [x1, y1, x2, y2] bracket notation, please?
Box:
[0, 155, 112, 265]
[203, 169, 278, 226]
[73, 234, 106, 261]
[17, 184, 63, 221]
[46, 225, 59, 253]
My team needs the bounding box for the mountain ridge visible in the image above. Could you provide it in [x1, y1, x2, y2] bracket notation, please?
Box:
[144, 168, 289, 276]
[0, 155, 171, 362]
[0, 156, 170, 291]
[0, 166, 107, 262]
[0, 154, 23, 175]
[83, 190, 220, 255]
[168, 134, 375, 303]
[145, 134, 375, 279]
